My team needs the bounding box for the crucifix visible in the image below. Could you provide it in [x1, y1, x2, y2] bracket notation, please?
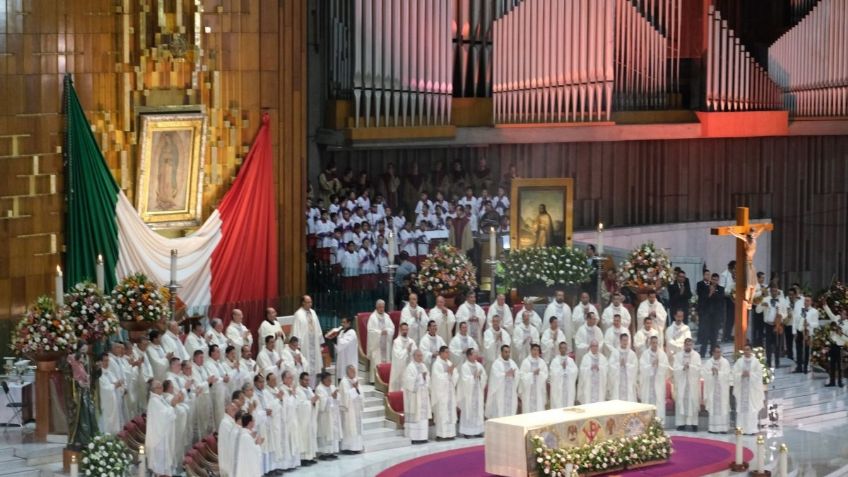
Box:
[711, 207, 774, 351]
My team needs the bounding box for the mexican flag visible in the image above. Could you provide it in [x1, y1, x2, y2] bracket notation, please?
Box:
[63, 75, 278, 321]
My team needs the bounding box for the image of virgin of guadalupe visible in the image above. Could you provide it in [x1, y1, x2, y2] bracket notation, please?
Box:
[65, 347, 99, 448]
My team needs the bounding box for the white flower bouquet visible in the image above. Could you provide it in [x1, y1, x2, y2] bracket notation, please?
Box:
[499, 246, 593, 288]
[11, 296, 78, 357]
[81, 434, 133, 476]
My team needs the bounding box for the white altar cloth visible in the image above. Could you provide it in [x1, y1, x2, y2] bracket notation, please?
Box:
[484, 400, 656, 477]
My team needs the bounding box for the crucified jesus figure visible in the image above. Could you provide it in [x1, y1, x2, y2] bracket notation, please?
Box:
[729, 227, 767, 308]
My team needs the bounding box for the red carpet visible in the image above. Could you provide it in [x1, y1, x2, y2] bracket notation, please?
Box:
[377, 436, 754, 477]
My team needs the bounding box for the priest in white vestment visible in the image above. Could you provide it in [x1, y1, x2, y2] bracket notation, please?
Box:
[252, 374, 281, 474]
[603, 314, 628, 356]
[634, 317, 664, 357]
[367, 300, 396, 382]
[702, 346, 732, 433]
[639, 336, 670, 422]
[98, 353, 127, 435]
[231, 414, 263, 477]
[513, 312, 541, 365]
[257, 335, 284, 378]
[601, 293, 632, 331]
[226, 309, 254, 350]
[541, 317, 567, 363]
[277, 371, 302, 469]
[339, 365, 364, 453]
[666, 310, 692, 358]
[419, 321, 447, 369]
[571, 293, 599, 339]
[518, 301, 543, 331]
[519, 344, 548, 413]
[430, 347, 459, 440]
[455, 292, 487, 346]
[146, 381, 177, 477]
[281, 337, 309, 378]
[204, 345, 232, 425]
[259, 307, 287, 356]
[487, 294, 514, 331]
[162, 321, 189, 362]
[160, 379, 188, 474]
[733, 345, 764, 434]
[165, 357, 193, 455]
[574, 313, 604, 366]
[400, 293, 428, 344]
[295, 372, 320, 464]
[402, 350, 432, 443]
[458, 348, 487, 437]
[333, 317, 359, 384]
[544, 291, 572, 341]
[549, 341, 578, 408]
[449, 322, 479, 366]
[577, 340, 608, 404]
[190, 351, 215, 440]
[637, 292, 668, 331]
[184, 321, 209, 359]
[217, 403, 239, 477]
[672, 338, 702, 430]
[109, 343, 137, 418]
[206, 319, 229, 359]
[607, 334, 638, 402]
[486, 345, 519, 418]
[389, 323, 417, 392]
[428, 295, 456, 345]
[315, 372, 342, 457]
[132, 340, 153, 414]
[293, 295, 325, 385]
[483, 315, 511, 373]
[146, 330, 171, 382]
[239, 382, 271, 474]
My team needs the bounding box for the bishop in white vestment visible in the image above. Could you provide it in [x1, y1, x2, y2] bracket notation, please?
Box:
[458, 348, 487, 436]
[402, 350, 432, 442]
[639, 337, 670, 422]
[430, 347, 459, 439]
[367, 300, 396, 382]
[607, 334, 638, 402]
[702, 346, 731, 433]
[672, 338, 702, 429]
[733, 345, 764, 434]
[549, 341, 578, 408]
[577, 341, 608, 404]
[485, 346, 519, 418]
[389, 323, 417, 392]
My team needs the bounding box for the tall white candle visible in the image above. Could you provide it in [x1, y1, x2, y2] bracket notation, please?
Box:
[734, 427, 743, 465]
[70, 454, 78, 477]
[138, 445, 146, 477]
[778, 444, 788, 477]
[388, 231, 395, 264]
[96, 254, 105, 292]
[597, 222, 604, 255]
[55, 265, 64, 307]
[756, 435, 765, 472]
[489, 227, 496, 260]
[170, 249, 178, 284]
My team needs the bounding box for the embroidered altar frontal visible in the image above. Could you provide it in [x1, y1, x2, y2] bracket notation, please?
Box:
[484, 400, 657, 477]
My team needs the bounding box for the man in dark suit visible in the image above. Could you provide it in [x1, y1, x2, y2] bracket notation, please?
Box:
[699, 273, 726, 356]
[668, 270, 693, 325]
[696, 270, 712, 343]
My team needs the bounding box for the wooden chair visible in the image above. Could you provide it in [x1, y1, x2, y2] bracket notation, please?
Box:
[385, 391, 405, 427]
[375, 362, 391, 393]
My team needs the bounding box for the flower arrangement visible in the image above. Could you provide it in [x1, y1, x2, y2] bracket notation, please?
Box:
[530, 419, 671, 476]
[818, 281, 848, 316]
[734, 346, 774, 385]
[417, 244, 478, 296]
[65, 281, 118, 343]
[110, 273, 169, 323]
[617, 242, 673, 291]
[81, 434, 133, 477]
[11, 296, 78, 357]
[499, 246, 593, 288]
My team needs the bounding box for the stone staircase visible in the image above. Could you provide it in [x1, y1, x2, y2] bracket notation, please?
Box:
[356, 362, 412, 453]
[0, 439, 64, 477]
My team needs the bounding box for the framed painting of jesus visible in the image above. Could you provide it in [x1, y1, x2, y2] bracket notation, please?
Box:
[510, 178, 574, 250]
[136, 112, 206, 228]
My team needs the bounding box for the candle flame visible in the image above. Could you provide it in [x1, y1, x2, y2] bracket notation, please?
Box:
[598, 223, 604, 231]
[97, 254, 103, 263]
[56, 265, 62, 274]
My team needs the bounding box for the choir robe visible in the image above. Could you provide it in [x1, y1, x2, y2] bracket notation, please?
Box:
[702, 356, 732, 432]
[98, 364, 127, 435]
[231, 427, 263, 477]
[277, 386, 301, 469]
[428, 307, 456, 345]
[487, 302, 514, 331]
[339, 377, 364, 451]
[295, 384, 320, 460]
[226, 321, 254, 350]
[293, 307, 325, 381]
[666, 323, 692, 358]
[519, 357, 548, 413]
[165, 372, 193, 454]
[448, 333, 479, 367]
[315, 383, 343, 454]
[633, 328, 664, 357]
[455, 302, 487, 347]
[184, 332, 209, 359]
[543, 301, 573, 340]
[190, 364, 215, 439]
[637, 300, 668, 331]
[146, 393, 177, 476]
[204, 358, 231, 425]
[577, 351, 608, 405]
[571, 303, 599, 338]
[161, 393, 187, 473]
[430, 358, 459, 438]
[256, 348, 284, 378]
[457, 360, 487, 435]
[672, 350, 702, 426]
[145, 344, 169, 382]
[418, 333, 447, 369]
[281, 347, 308, 378]
[389, 336, 417, 392]
[732, 356, 764, 434]
[512, 322, 540, 365]
[335, 328, 359, 383]
[482, 327, 511, 374]
[206, 330, 229, 358]
[541, 328, 567, 363]
[485, 357, 519, 418]
[402, 361, 432, 440]
[603, 325, 628, 357]
[607, 347, 639, 402]
[639, 349, 670, 422]
[601, 304, 633, 331]
[162, 330, 189, 362]
[367, 311, 396, 382]
[258, 319, 287, 356]
[400, 304, 428, 344]
[549, 353, 578, 408]
[573, 324, 604, 367]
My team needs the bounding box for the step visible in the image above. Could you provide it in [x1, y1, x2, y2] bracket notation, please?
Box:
[364, 435, 412, 453]
[363, 417, 397, 431]
[363, 427, 403, 440]
[363, 405, 385, 419]
[13, 445, 63, 468]
[363, 396, 383, 407]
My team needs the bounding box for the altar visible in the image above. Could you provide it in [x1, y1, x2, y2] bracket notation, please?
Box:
[484, 400, 657, 477]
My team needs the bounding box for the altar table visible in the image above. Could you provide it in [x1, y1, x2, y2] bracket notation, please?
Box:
[484, 400, 657, 477]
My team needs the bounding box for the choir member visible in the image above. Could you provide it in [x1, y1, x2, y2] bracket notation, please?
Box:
[607, 334, 638, 402]
[430, 346, 459, 440]
[639, 336, 670, 422]
[367, 300, 395, 382]
[402, 350, 432, 443]
[577, 340, 608, 405]
[793, 296, 820, 374]
[732, 345, 764, 434]
[428, 295, 457, 345]
[339, 365, 364, 453]
[702, 346, 731, 433]
[672, 338, 702, 430]
[389, 323, 417, 392]
[825, 306, 848, 387]
[485, 345, 519, 419]
[549, 341, 578, 408]
[458, 348, 487, 437]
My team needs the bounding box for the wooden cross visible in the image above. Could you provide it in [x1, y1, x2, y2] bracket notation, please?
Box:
[710, 207, 774, 351]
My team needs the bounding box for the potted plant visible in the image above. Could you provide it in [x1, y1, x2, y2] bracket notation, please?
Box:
[11, 296, 78, 362]
[417, 244, 478, 308]
[499, 246, 593, 298]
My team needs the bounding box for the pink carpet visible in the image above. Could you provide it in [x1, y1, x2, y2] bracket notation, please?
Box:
[377, 436, 754, 477]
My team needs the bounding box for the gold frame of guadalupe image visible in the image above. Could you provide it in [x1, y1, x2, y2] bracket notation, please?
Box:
[135, 111, 206, 229]
[510, 178, 574, 250]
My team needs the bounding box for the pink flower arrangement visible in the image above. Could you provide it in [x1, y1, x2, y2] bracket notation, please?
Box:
[64, 281, 118, 343]
[417, 244, 478, 296]
[11, 296, 78, 356]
